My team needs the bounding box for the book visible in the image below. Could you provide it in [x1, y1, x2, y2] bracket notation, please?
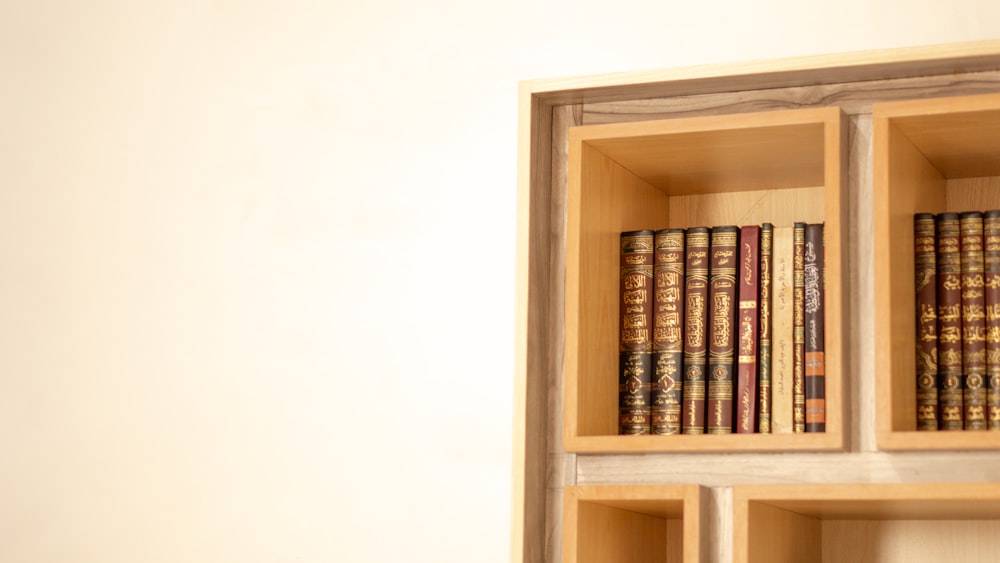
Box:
[960, 211, 987, 430]
[619, 229, 655, 435]
[758, 223, 774, 434]
[936, 212, 963, 430]
[793, 222, 806, 433]
[651, 228, 686, 435]
[804, 223, 826, 433]
[682, 227, 711, 435]
[770, 226, 795, 434]
[707, 226, 739, 434]
[985, 210, 1000, 430]
[914, 213, 939, 431]
[736, 225, 761, 433]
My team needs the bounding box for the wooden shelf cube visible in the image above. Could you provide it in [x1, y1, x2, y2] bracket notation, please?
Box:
[564, 106, 847, 452]
[874, 92, 1000, 449]
[562, 485, 708, 563]
[733, 483, 1000, 563]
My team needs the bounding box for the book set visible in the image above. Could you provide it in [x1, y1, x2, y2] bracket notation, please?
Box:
[914, 210, 1000, 431]
[619, 223, 826, 437]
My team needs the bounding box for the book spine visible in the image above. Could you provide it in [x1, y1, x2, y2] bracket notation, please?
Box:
[914, 213, 939, 431]
[707, 226, 739, 434]
[682, 227, 711, 435]
[960, 211, 987, 430]
[652, 228, 686, 435]
[985, 210, 1000, 430]
[804, 223, 826, 433]
[793, 222, 806, 433]
[770, 226, 795, 434]
[758, 223, 774, 434]
[736, 225, 761, 433]
[619, 230, 655, 435]
[936, 212, 964, 430]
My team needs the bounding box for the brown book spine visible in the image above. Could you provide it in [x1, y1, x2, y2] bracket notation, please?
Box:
[758, 223, 773, 434]
[707, 226, 739, 434]
[914, 213, 939, 431]
[793, 222, 806, 433]
[936, 212, 963, 430]
[619, 230, 655, 435]
[961, 211, 987, 430]
[804, 223, 826, 432]
[985, 210, 1000, 430]
[682, 227, 711, 435]
[736, 225, 761, 433]
[652, 228, 685, 435]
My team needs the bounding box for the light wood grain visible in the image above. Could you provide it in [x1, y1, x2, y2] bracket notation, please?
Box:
[735, 483, 1000, 563]
[563, 485, 705, 563]
[582, 70, 1000, 124]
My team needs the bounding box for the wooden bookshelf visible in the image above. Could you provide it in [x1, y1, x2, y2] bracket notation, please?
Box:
[513, 40, 1000, 563]
[565, 106, 846, 453]
[562, 485, 708, 563]
[733, 483, 1000, 563]
[874, 92, 1000, 450]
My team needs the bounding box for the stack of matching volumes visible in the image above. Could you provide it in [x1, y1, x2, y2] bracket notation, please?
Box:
[618, 223, 826, 436]
[914, 211, 1000, 431]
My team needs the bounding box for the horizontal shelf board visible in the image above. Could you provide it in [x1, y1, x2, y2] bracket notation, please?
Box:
[737, 483, 1000, 520]
[878, 430, 1000, 451]
[565, 432, 842, 453]
[572, 108, 835, 195]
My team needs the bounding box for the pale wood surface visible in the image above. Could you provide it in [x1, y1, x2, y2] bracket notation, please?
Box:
[735, 483, 1000, 563]
[562, 485, 704, 563]
[513, 40, 1000, 563]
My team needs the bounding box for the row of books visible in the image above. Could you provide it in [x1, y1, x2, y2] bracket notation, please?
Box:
[914, 210, 1000, 431]
[619, 222, 826, 436]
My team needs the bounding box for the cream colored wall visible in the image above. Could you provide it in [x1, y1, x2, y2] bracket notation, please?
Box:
[1, 1, 999, 562]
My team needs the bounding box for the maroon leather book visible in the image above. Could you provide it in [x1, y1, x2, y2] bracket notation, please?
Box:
[736, 225, 761, 434]
[758, 223, 774, 434]
[793, 222, 806, 433]
[682, 227, 711, 435]
[984, 210, 1000, 430]
[707, 226, 739, 434]
[936, 212, 963, 430]
[804, 223, 826, 433]
[960, 211, 987, 430]
[914, 213, 939, 431]
[619, 230, 655, 435]
[652, 228, 686, 435]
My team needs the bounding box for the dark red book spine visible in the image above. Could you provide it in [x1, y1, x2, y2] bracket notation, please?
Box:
[619, 230, 655, 435]
[707, 226, 739, 434]
[914, 213, 939, 431]
[804, 223, 826, 433]
[758, 223, 774, 434]
[682, 227, 711, 435]
[736, 225, 761, 434]
[936, 212, 964, 430]
[985, 210, 1000, 430]
[960, 211, 987, 430]
[652, 228, 686, 435]
[793, 222, 806, 433]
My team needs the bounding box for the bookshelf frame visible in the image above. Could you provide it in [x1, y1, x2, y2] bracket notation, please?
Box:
[513, 40, 1000, 563]
[564, 106, 846, 452]
[874, 92, 1000, 449]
